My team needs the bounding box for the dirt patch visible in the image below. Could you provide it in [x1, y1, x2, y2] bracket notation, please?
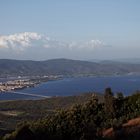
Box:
[0, 110, 24, 116]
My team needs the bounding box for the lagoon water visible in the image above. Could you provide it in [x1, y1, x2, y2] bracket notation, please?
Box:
[0, 75, 140, 100]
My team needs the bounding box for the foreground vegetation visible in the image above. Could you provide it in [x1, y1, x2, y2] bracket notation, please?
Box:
[1, 88, 140, 140]
[0, 93, 100, 132]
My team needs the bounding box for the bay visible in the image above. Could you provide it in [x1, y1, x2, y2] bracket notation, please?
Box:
[0, 75, 140, 100]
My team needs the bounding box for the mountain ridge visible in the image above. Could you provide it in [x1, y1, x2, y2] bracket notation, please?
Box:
[0, 58, 140, 77]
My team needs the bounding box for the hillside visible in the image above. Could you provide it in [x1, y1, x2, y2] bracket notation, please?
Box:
[0, 93, 102, 133]
[0, 59, 140, 77]
[2, 89, 140, 140]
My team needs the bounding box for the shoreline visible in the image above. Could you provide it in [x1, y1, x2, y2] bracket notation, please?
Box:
[0, 75, 62, 93]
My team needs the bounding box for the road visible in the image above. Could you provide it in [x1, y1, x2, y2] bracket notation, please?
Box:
[4, 91, 51, 98]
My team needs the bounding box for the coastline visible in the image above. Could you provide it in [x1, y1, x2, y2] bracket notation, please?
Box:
[0, 75, 61, 93]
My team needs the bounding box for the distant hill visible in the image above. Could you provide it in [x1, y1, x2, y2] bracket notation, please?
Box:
[0, 58, 140, 77]
[89, 58, 140, 64]
[114, 58, 140, 64]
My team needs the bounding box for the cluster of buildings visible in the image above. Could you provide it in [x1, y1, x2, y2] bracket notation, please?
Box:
[0, 80, 35, 92]
[0, 75, 62, 92]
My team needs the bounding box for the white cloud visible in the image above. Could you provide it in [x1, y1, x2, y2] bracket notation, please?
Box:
[67, 40, 104, 50]
[0, 32, 106, 59]
[87, 40, 104, 48]
[0, 32, 42, 51]
[0, 32, 105, 51]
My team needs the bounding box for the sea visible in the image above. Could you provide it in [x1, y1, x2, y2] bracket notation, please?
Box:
[0, 75, 140, 100]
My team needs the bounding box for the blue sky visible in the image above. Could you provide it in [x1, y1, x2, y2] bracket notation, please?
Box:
[0, 0, 140, 60]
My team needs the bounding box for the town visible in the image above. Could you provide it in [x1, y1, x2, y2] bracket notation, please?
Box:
[0, 75, 62, 92]
[0, 79, 37, 92]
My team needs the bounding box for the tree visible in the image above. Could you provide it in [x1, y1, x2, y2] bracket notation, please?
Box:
[116, 92, 124, 100]
[104, 88, 115, 118]
[115, 92, 124, 118]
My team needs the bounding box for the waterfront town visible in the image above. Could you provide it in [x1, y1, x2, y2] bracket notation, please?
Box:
[0, 79, 36, 92]
[0, 75, 61, 92]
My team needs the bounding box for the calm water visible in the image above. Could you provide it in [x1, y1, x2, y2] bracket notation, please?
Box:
[0, 75, 140, 100]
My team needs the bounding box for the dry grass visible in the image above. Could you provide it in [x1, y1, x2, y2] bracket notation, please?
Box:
[123, 117, 140, 127]
[103, 117, 140, 139]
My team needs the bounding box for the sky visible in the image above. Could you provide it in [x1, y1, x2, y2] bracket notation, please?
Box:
[0, 0, 140, 60]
